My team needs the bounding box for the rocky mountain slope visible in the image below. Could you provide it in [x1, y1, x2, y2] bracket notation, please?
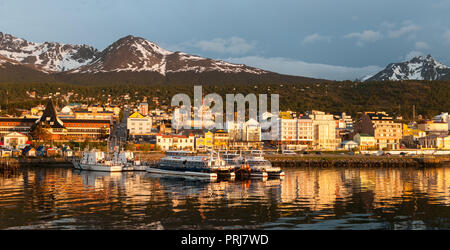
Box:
[365, 55, 450, 81]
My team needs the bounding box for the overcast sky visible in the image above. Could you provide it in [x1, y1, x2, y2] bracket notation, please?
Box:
[1, 0, 449, 80]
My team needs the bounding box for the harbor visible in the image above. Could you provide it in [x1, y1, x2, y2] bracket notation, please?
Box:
[1, 163, 449, 230]
[2, 153, 450, 172]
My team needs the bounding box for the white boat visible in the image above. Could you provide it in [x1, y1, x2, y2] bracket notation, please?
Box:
[72, 151, 123, 172]
[245, 155, 285, 178]
[223, 152, 284, 178]
[146, 151, 234, 180]
[222, 153, 269, 178]
[118, 151, 149, 171]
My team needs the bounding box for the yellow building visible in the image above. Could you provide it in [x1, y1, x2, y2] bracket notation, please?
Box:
[402, 124, 426, 137]
[196, 131, 214, 151]
[127, 112, 152, 135]
[213, 130, 229, 150]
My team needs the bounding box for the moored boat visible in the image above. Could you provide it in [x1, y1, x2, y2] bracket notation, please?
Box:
[72, 151, 123, 172]
[146, 151, 234, 180]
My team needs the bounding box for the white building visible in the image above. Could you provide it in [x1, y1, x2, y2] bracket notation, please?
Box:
[308, 111, 340, 150]
[226, 119, 262, 142]
[271, 117, 313, 149]
[2, 132, 29, 149]
[156, 133, 195, 151]
[433, 112, 450, 131]
[127, 112, 152, 135]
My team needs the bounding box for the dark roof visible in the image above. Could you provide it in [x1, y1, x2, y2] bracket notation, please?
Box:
[366, 113, 393, 120]
[39, 99, 65, 128]
[0, 118, 38, 123]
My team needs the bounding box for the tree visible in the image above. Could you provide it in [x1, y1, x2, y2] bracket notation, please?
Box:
[30, 123, 52, 142]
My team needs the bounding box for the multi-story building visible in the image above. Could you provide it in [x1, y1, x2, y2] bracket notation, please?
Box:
[417, 120, 448, 135]
[138, 103, 149, 116]
[127, 112, 152, 135]
[308, 111, 340, 150]
[0, 117, 37, 137]
[156, 133, 195, 151]
[74, 110, 115, 122]
[433, 112, 450, 131]
[354, 112, 402, 150]
[418, 134, 450, 149]
[0, 100, 111, 141]
[270, 116, 314, 150]
[196, 131, 214, 151]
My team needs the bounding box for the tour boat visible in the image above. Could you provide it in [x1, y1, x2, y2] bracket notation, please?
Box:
[222, 152, 284, 178]
[118, 151, 149, 171]
[222, 152, 268, 178]
[146, 151, 235, 180]
[244, 155, 285, 178]
[72, 151, 123, 172]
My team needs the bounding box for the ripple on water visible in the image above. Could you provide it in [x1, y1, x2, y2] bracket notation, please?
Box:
[1, 166, 450, 229]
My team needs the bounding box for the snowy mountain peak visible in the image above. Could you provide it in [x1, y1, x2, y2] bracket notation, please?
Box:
[0, 32, 100, 72]
[365, 55, 450, 81]
[73, 35, 268, 75]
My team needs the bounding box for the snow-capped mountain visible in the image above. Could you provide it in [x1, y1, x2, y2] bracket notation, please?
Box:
[365, 55, 450, 81]
[72, 35, 267, 75]
[0, 32, 100, 72]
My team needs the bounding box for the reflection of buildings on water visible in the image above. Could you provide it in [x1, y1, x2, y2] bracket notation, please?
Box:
[280, 167, 450, 212]
[362, 167, 450, 206]
[1, 167, 449, 220]
[280, 169, 353, 211]
[151, 176, 284, 214]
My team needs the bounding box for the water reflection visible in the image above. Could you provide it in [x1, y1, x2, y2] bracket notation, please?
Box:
[0, 166, 449, 229]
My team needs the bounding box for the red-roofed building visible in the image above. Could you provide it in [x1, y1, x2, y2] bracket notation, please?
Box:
[156, 134, 195, 151]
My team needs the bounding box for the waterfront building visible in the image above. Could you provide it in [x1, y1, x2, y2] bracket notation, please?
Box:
[195, 131, 214, 151]
[354, 112, 402, 150]
[270, 116, 314, 150]
[2, 132, 29, 149]
[308, 111, 340, 150]
[213, 130, 229, 150]
[0, 100, 110, 141]
[0, 117, 37, 137]
[341, 140, 359, 150]
[127, 112, 152, 135]
[418, 134, 450, 149]
[226, 119, 262, 142]
[62, 119, 110, 141]
[353, 133, 377, 150]
[417, 120, 448, 135]
[401, 124, 426, 148]
[156, 133, 195, 151]
[432, 112, 450, 130]
[243, 119, 262, 142]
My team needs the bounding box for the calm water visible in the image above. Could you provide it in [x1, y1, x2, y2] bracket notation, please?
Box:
[0, 166, 449, 230]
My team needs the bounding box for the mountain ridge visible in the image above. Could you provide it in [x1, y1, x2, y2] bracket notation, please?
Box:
[365, 55, 450, 81]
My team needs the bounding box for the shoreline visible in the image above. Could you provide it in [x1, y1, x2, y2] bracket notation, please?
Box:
[1, 154, 449, 169]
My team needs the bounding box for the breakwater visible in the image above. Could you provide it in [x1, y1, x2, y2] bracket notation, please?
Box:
[267, 155, 450, 168]
[0, 157, 73, 169]
[1, 154, 449, 170]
